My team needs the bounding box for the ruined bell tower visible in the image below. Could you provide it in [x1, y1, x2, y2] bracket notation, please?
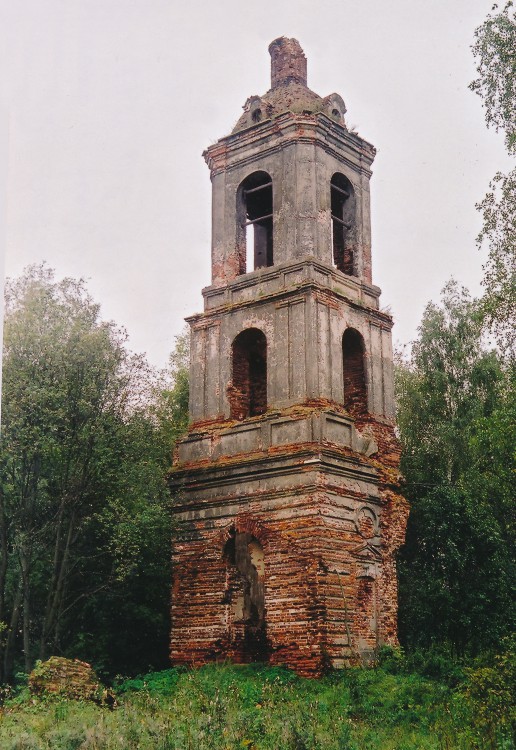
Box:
[169, 38, 409, 675]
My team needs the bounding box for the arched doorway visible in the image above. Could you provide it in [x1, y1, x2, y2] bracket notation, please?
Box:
[223, 530, 268, 662]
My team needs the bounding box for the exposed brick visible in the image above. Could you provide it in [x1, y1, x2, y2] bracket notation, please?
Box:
[170, 418, 408, 676]
[169, 39, 408, 677]
[229, 329, 267, 419]
[343, 328, 367, 416]
[269, 37, 307, 89]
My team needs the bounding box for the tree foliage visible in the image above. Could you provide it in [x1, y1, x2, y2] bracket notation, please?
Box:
[470, 2, 516, 355]
[470, 1, 516, 154]
[475, 168, 516, 356]
[397, 3, 516, 657]
[396, 282, 515, 654]
[0, 266, 189, 680]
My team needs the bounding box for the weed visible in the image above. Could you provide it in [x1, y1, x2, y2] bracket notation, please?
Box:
[0, 659, 510, 749]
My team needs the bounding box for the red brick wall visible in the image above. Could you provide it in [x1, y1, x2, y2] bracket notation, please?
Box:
[171, 421, 409, 675]
[171, 515, 328, 675]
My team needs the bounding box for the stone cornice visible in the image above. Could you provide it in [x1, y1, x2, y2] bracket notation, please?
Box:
[203, 112, 376, 178]
[184, 258, 393, 330]
[169, 442, 379, 497]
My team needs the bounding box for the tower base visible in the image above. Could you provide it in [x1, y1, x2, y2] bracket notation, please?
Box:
[169, 407, 408, 676]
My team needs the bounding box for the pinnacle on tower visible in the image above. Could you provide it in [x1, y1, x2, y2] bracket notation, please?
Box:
[269, 37, 308, 88]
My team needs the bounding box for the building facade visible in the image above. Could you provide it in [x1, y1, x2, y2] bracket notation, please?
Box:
[169, 38, 409, 676]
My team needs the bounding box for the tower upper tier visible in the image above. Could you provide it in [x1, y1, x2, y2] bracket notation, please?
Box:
[232, 37, 345, 133]
[204, 37, 377, 289]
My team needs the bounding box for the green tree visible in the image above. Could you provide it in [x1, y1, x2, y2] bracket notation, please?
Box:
[396, 282, 515, 654]
[470, 2, 515, 154]
[470, 2, 516, 355]
[0, 265, 190, 680]
[70, 333, 190, 677]
[151, 330, 190, 453]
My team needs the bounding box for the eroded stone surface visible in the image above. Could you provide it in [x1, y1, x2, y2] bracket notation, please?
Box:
[170, 38, 408, 676]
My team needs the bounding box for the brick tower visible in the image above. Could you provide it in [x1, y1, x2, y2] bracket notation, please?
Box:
[169, 38, 409, 675]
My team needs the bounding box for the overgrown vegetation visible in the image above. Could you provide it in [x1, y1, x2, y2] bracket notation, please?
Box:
[470, 1, 515, 357]
[0, 265, 188, 680]
[396, 281, 515, 655]
[0, 655, 513, 750]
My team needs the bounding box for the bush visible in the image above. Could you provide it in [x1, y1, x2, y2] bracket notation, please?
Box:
[115, 667, 186, 696]
[461, 636, 516, 749]
[377, 645, 406, 674]
[404, 646, 465, 685]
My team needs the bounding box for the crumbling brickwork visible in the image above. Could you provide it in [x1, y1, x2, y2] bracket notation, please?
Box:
[171, 416, 408, 675]
[169, 38, 408, 676]
[269, 37, 307, 88]
[343, 328, 367, 417]
[229, 329, 267, 419]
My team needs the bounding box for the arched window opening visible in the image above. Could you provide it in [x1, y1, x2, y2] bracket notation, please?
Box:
[331, 173, 356, 276]
[223, 530, 268, 662]
[237, 172, 273, 273]
[342, 328, 367, 415]
[230, 328, 267, 419]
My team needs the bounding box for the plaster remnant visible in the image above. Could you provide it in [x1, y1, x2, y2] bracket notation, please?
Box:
[170, 38, 407, 676]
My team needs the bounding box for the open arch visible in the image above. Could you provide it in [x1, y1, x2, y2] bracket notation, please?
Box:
[331, 173, 356, 276]
[229, 328, 267, 419]
[342, 328, 367, 415]
[237, 171, 273, 272]
[223, 530, 268, 662]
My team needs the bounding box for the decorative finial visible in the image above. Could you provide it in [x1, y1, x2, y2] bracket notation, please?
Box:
[268, 37, 307, 89]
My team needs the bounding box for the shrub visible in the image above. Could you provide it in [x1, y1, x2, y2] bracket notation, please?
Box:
[461, 636, 516, 749]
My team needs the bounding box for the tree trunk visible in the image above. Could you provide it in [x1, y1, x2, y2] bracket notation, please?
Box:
[19, 543, 32, 674]
[39, 502, 65, 660]
[0, 489, 9, 680]
[40, 508, 76, 657]
[4, 577, 22, 682]
[0, 489, 8, 623]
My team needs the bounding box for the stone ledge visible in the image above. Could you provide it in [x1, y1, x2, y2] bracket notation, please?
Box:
[196, 257, 383, 316]
[174, 408, 379, 467]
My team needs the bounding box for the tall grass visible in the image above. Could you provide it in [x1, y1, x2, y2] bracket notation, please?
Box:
[0, 658, 513, 750]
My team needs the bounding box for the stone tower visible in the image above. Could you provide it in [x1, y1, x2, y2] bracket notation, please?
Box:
[169, 38, 408, 675]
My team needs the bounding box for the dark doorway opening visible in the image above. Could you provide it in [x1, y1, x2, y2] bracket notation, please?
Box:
[223, 531, 268, 662]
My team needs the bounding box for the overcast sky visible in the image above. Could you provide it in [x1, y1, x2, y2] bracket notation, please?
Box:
[0, 0, 512, 369]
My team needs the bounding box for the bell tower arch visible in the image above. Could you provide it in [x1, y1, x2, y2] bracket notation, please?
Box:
[207, 38, 374, 287]
[170, 38, 409, 675]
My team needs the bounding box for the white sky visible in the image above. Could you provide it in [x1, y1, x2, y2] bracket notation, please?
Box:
[0, 0, 512, 369]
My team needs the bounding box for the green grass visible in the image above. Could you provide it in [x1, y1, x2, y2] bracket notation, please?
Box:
[0, 662, 512, 749]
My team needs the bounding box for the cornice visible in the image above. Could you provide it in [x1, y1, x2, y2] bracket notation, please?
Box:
[169, 443, 379, 498]
[185, 259, 392, 330]
[203, 112, 376, 178]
